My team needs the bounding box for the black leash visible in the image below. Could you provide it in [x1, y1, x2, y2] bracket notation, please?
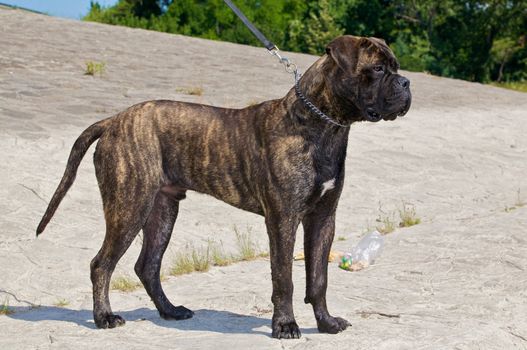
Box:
[223, 0, 276, 51]
[224, 0, 350, 128]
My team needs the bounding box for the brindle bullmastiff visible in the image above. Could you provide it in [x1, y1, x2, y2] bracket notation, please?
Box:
[37, 35, 411, 339]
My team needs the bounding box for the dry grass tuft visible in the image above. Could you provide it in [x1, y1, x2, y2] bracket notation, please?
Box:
[375, 211, 397, 235]
[176, 86, 204, 96]
[372, 202, 421, 234]
[514, 189, 526, 207]
[171, 251, 194, 276]
[85, 61, 105, 76]
[170, 245, 210, 276]
[504, 189, 525, 212]
[111, 276, 141, 292]
[160, 272, 168, 282]
[53, 299, 69, 307]
[0, 299, 14, 315]
[191, 246, 210, 272]
[210, 241, 233, 267]
[398, 202, 421, 228]
[169, 229, 269, 277]
[234, 226, 259, 261]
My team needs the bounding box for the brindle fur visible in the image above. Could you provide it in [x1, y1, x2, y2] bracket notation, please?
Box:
[37, 36, 411, 339]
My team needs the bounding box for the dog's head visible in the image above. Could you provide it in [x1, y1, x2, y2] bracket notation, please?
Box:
[324, 35, 411, 123]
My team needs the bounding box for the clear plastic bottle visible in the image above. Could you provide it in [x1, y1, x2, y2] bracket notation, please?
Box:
[339, 230, 384, 271]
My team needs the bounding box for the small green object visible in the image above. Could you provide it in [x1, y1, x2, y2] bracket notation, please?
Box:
[339, 255, 352, 270]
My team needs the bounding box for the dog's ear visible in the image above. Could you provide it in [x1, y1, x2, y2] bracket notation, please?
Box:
[368, 37, 387, 46]
[325, 35, 366, 72]
[367, 36, 400, 70]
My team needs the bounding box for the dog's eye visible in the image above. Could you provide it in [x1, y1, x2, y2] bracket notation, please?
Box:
[373, 65, 384, 73]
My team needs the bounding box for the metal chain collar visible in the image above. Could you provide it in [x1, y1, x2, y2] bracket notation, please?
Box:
[270, 48, 350, 128]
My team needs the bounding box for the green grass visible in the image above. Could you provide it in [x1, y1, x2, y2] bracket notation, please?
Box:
[491, 81, 527, 93]
[110, 276, 141, 292]
[398, 202, 421, 228]
[85, 61, 106, 76]
[336, 236, 347, 241]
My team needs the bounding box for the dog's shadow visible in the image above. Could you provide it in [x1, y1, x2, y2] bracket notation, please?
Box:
[7, 306, 306, 336]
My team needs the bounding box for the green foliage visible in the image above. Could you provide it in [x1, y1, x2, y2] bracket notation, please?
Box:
[289, 0, 344, 54]
[84, 0, 527, 85]
[390, 32, 433, 72]
[492, 81, 527, 93]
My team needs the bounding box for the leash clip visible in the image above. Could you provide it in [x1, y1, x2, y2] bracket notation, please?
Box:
[269, 47, 297, 74]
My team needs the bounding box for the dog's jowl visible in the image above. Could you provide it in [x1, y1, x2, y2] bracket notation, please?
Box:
[37, 36, 411, 339]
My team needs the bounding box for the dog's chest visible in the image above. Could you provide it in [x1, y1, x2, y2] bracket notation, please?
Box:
[320, 178, 336, 197]
[311, 144, 346, 199]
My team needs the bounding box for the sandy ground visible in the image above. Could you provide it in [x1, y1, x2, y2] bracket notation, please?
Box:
[1, 7, 527, 350]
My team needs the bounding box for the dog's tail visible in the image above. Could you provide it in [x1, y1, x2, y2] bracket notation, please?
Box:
[36, 118, 111, 236]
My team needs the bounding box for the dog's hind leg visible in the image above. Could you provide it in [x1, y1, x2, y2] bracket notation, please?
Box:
[90, 208, 147, 329]
[134, 191, 193, 321]
[90, 129, 162, 329]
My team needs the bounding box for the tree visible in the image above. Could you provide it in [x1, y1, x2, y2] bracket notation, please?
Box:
[304, 0, 345, 54]
[84, 0, 527, 85]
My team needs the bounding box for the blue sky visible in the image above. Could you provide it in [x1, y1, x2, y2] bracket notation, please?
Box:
[0, 0, 118, 19]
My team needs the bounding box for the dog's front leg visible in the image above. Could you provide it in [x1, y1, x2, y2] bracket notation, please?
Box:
[266, 214, 301, 339]
[303, 209, 351, 334]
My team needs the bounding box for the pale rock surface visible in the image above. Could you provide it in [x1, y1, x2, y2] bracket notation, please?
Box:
[1, 7, 527, 350]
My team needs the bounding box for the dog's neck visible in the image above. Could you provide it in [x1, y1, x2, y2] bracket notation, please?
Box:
[276, 59, 352, 182]
[285, 55, 361, 129]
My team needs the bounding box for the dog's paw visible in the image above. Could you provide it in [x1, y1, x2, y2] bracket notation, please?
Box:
[94, 313, 126, 329]
[317, 315, 351, 334]
[159, 305, 194, 320]
[272, 320, 301, 339]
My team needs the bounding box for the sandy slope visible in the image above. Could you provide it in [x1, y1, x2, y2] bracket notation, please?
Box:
[1, 7, 527, 350]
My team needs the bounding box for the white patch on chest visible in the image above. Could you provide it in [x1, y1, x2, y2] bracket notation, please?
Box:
[320, 178, 336, 197]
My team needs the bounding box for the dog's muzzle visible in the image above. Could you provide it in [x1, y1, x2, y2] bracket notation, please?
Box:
[365, 76, 411, 122]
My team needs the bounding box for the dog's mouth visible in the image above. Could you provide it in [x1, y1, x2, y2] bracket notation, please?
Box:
[365, 108, 383, 122]
[365, 102, 410, 122]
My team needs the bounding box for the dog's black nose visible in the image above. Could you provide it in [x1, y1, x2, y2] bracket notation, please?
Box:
[397, 77, 410, 89]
